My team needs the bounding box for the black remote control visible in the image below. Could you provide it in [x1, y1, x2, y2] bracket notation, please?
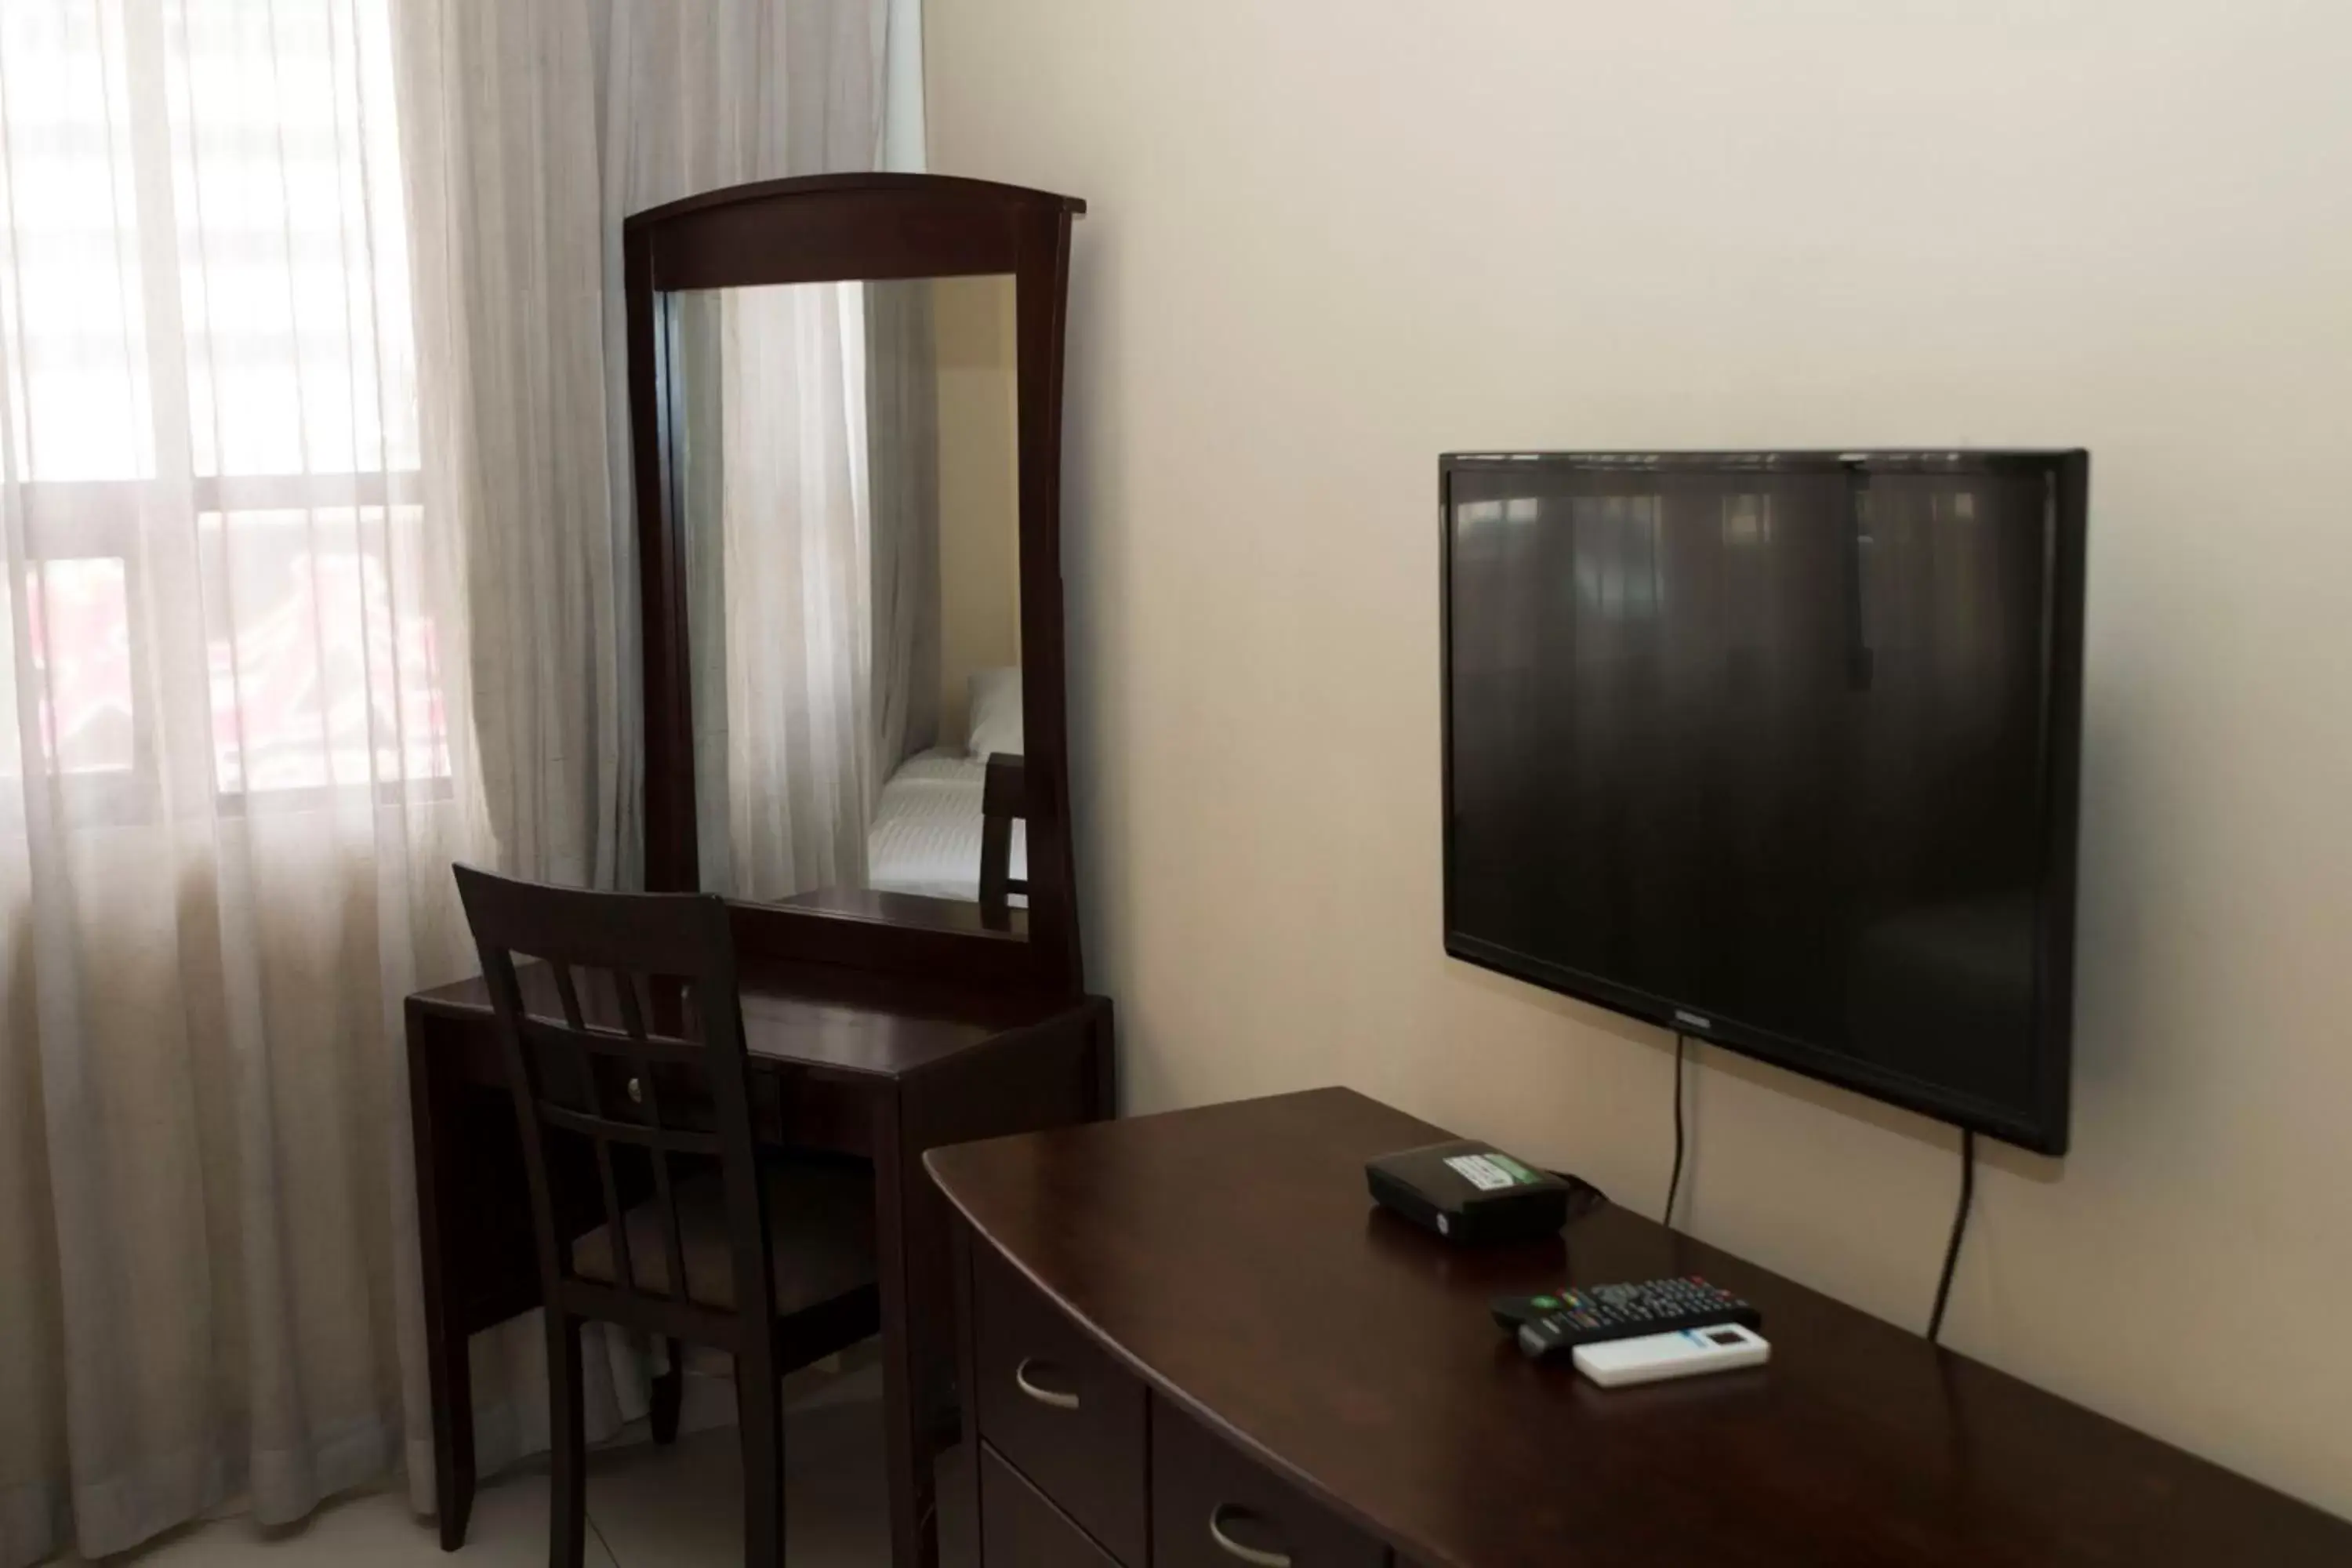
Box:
[1508, 1277, 1761, 1361]
[1490, 1290, 1576, 1330]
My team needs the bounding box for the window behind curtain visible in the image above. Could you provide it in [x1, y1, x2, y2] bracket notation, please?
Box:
[0, 0, 442, 822]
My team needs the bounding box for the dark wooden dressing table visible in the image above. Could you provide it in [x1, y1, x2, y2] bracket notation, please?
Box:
[407, 172, 1105, 1568]
[929, 1087, 2352, 1568]
[407, 958, 1111, 1563]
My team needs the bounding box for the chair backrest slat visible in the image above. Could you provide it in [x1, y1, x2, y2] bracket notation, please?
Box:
[621, 1051, 696, 1312]
[454, 864, 782, 1338]
[641, 1093, 693, 1315]
[550, 960, 589, 1031]
[539, 1103, 720, 1156]
[593, 1134, 635, 1294]
[517, 1017, 706, 1069]
[614, 971, 650, 1040]
[601, 975, 692, 1290]
[575, 1040, 637, 1298]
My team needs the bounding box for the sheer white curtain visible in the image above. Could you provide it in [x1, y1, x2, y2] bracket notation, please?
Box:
[396, 0, 916, 902]
[684, 279, 951, 907]
[0, 2, 485, 1563]
[390, 0, 916, 1524]
[863, 280, 942, 790]
[607, 0, 919, 907]
[395, 0, 917, 1524]
[0, 0, 914, 1561]
[688, 282, 879, 903]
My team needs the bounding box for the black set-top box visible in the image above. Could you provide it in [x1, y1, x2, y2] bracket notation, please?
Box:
[1365, 1138, 1575, 1245]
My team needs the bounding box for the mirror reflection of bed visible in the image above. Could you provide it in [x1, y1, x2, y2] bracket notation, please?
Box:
[867, 666, 1027, 909]
[677, 270, 1029, 933]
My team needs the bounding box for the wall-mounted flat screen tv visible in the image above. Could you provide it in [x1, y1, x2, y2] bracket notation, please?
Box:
[1441, 452, 2086, 1153]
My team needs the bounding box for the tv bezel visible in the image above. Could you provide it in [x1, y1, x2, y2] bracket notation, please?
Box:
[1438, 450, 2087, 1156]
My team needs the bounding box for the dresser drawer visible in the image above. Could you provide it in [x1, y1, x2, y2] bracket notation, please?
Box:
[974, 1246, 1147, 1565]
[982, 1442, 1123, 1568]
[1152, 1399, 1386, 1568]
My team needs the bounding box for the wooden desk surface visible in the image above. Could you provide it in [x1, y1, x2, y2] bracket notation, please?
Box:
[776, 885, 1029, 941]
[411, 956, 1087, 1080]
[927, 1086, 2352, 1568]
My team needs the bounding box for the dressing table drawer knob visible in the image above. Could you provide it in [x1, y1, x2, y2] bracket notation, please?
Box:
[1208, 1504, 1292, 1566]
[1014, 1357, 1081, 1411]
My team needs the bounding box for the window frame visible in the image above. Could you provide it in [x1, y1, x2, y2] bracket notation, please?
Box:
[2, 0, 441, 828]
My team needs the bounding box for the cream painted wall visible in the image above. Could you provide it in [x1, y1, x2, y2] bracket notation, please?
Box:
[927, 0, 2352, 1516]
[931, 273, 1024, 745]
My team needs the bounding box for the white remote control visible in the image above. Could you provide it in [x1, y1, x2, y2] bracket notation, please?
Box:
[1571, 1323, 1770, 1387]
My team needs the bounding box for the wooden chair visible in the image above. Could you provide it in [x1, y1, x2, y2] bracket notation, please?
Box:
[978, 753, 1028, 920]
[453, 865, 881, 1568]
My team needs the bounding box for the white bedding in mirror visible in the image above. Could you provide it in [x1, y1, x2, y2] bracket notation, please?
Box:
[866, 748, 1028, 903]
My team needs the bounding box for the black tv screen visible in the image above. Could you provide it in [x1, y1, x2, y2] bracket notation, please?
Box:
[1441, 452, 2085, 1153]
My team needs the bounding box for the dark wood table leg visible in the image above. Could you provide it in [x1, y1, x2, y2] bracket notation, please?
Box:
[429, 1323, 475, 1551]
[948, 1223, 983, 1566]
[407, 1004, 479, 1551]
[873, 1083, 939, 1568]
[1089, 998, 1117, 1121]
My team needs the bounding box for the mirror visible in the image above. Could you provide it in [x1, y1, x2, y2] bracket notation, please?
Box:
[670, 273, 1025, 931]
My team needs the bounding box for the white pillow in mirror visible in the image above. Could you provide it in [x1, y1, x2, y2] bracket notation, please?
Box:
[967, 666, 1025, 760]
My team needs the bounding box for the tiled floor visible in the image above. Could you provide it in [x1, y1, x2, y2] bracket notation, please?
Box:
[85, 1364, 955, 1567]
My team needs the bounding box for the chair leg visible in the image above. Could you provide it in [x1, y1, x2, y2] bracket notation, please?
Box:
[652, 1338, 684, 1445]
[735, 1350, 786, 1568]
[546, 1311, 589, 1568]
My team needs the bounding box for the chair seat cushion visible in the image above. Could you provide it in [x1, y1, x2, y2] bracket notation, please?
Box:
[572, 1157, 877, 1314]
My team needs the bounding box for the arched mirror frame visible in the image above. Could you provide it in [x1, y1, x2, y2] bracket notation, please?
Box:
[625, 174, 1087, 996]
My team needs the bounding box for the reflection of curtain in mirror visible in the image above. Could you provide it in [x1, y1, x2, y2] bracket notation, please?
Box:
[699, 284, 875, 901]
[866, 281, 942, 776]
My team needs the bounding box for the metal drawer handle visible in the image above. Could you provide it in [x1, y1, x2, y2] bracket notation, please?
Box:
[1013, 1358, 1080, 1411]
[1208, 1504, 1292, 1568]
